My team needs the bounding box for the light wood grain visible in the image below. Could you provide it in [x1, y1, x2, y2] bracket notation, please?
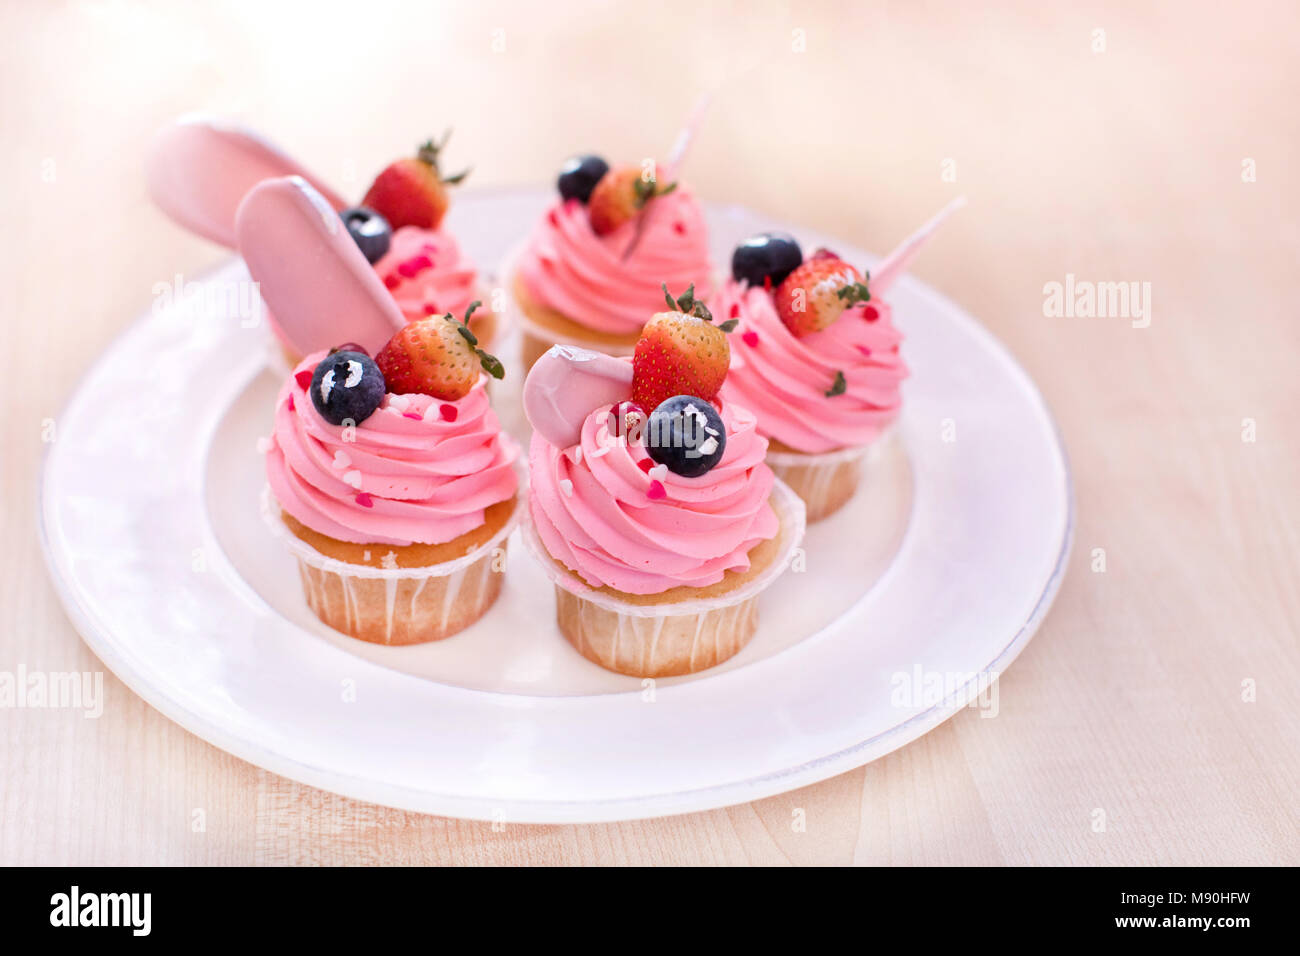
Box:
[2, 0, 1297, 866]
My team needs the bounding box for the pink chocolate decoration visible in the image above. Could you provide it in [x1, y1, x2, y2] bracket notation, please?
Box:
[523, 345, 634, 449]
[870, 196, 966, 297]
[146, 115, 346, 249]
[235, 176, 406, 357]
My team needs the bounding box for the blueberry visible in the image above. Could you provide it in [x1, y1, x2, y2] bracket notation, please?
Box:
[309, 350, 386, 426]
[644, 396, 726, 478]
[557, 155, 609, 204]
[339, 206, 392, 264]
[731, 232, 803, 287]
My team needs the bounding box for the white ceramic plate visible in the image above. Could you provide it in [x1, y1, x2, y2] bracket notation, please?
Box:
[39, 189, 1071, 823]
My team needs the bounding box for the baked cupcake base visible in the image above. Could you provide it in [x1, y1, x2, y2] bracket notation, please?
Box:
[263, 489, 519, 645]
[511, 274, 640, 373]
[524, 480, 806, 677]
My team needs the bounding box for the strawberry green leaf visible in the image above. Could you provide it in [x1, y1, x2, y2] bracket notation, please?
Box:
[689, 300, 713, 322]
[825, 370, 847, 397]
[456, 324, 478, 347]
[477, 349, 505, 380]
[442, 166, 471, 186]
[718, 318, 738, 333]
[836, 282, 871, 306]
[662, 282, 678, 311]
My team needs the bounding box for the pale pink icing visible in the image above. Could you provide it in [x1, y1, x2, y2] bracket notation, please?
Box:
[529, 400, 778, 595]
[717, 281, 907, 454]
[515, 191, 714, 335]
[372, 226, 481, 321]
[266, 352, 518, 547]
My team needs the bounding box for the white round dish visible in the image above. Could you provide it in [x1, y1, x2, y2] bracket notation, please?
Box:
[39, 189, 1071, 822]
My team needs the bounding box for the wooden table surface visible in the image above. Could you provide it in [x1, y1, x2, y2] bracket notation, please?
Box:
[3, 1, 1297, 865]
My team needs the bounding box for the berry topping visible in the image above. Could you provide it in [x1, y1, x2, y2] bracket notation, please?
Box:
[308, 350, 386, 426]
[774, 256, 871, 337]
[644, 395, 727, 478]
[339, 206, 392, 264]
[731, 232, 803, 287]
[374, 301, 504, 401]
[557, 154, 610, 204]
[631, 284, 731, 412]
[588, 164, 677, 236]
[825, 370, 847, 397]
[361, 132, 470, 231]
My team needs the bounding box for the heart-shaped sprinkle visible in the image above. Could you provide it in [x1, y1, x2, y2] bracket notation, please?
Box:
[440, 404, 458, 422]
[343, 469, 362, 489]
[287, 394, 295, 411]
[647, 480, 666, 500]
[383, 274, 400, 290]
[742, 330, 759, 348]
[355, 492, 374, 508]
[294, 369, 313, 390]
[648, 463, 668, 481]
[388, 394, 410, 412]
[559, 478, 574, 497]
[637, 458, 654, 473]
[403, 411, 422, 420]
[857, 345, 872, 357]
[729, 303, 740, 319]
[862, 305, 879, 322]
[332, 450, 351, 469]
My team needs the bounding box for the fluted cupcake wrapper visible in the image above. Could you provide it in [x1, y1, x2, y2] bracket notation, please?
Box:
[523, 479, 806, 677]
[261, 485, 519, 645]
[765, 426, 895, 522]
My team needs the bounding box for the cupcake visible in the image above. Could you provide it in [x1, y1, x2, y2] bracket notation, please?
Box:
[511, 154, 714, 371]
[239, 177, 519, 645]
[716, 202, 961, 520]
[521, 286, 805, 677]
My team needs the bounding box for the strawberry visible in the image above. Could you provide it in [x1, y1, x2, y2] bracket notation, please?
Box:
[361, 132, 470, 232]
[631, 284, 732, 411]
[588, 163, 677, 236]
[374, 302, 503, 401]
[774, 256, 871, 337]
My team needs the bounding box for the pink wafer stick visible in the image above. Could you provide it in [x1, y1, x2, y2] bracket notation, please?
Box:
[623, 92, 713, 261]
[235, 176, 405, 357]
[869, 196, 966, 297]
[147, 115, 346, 249]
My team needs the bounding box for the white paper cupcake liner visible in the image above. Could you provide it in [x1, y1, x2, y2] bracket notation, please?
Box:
[764, 426, 895, 522]
[522, 479, 806, 677]
[261, 483, 521, 645]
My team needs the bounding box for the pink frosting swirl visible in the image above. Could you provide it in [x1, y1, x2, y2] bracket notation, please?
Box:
[529, 400, 778, 595]
[372, 225, 480, 321]
[717, 280, 908, 454]
[515, 191, 714, 335]
[266, 352, 518, 547]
